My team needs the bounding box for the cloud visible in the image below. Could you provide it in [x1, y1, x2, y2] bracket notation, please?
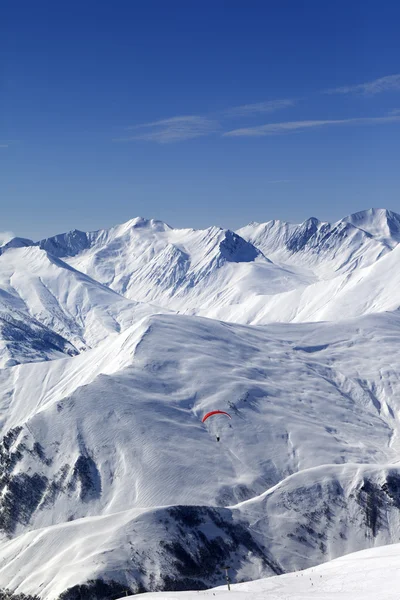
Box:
[116, 99, 296, 143]
[0, 139, 20, 148]
[389, 108, 400, 116]
[224, 115, 400, 137]
[0, 231, 14, 246]
[224, 99, 295, 117]
[325, 74, 400, 95]
[116, 115, 219, 143]
[267, 179, 291, 184]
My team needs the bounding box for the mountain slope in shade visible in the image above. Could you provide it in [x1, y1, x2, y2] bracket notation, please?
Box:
[0, 307, 77, 368]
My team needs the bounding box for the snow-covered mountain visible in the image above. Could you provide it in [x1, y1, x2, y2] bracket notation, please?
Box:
[343, 207, 400, 247]
[43, 218, 313, 316]
[15, 208, 399, 326]
[1, 208, 400, 599]
[0, 244, 167, 354]
[237, 209, 397, 278]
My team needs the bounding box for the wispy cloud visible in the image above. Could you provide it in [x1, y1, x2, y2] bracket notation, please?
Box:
[0, 139, 19, 148]
[224, 99, 295, 117]
[117, 98, 296, 143]
[116, 115, 219, 144]
[267, 179, 291, 184]
[224, 115, 400, 137]
[116, 78, 400, 144]
[325, 74, 400, 95]
[0, 231, 14, 246]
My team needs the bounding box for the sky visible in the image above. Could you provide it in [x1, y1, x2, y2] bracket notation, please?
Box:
[1, 0, 400, 240]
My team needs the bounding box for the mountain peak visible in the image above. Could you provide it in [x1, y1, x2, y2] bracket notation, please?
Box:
[304, 216, 321, 225]
[122, 216, 173, 232]
[286, 216, 323, 252]
[39, 229, 90, 257]
[343, 207, 400, 246]
[0, 237, 35, 255]
[219, 230, 262, 263]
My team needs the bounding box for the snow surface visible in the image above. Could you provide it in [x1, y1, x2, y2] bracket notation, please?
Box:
[1, 209, 400, 598]
[129, 542, 400, 599]
[2, 310, 400, 596]
[0, 245, 167, 352]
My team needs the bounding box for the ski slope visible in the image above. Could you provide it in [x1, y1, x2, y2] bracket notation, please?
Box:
[130, 542, 400, 600]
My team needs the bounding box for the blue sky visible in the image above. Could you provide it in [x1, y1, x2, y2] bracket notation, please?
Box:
[1, 0, 400, 240]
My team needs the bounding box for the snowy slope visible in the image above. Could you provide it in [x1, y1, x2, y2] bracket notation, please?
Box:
[343, 207, 400, 247]
[0, 245, 166, 352]
[123, 542, 400, 600]
[1, 312, 399, 526]
[203, 241, 400, 324]
[2, 459, 400, 596]
[1, 311, 400, 595]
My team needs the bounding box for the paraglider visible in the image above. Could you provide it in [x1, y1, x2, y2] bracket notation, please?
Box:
[202, 410, 232, 441]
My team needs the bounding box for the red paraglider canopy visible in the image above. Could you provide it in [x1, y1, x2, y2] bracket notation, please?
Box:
[202, 410, 232, 423]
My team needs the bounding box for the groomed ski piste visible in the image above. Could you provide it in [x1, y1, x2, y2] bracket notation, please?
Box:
[1, 209, 400, 598]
